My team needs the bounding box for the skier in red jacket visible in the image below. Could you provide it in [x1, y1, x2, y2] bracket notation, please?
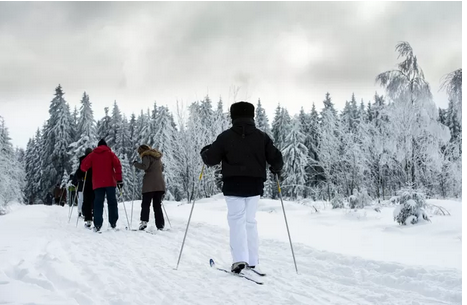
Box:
[81, 139, 123, 232]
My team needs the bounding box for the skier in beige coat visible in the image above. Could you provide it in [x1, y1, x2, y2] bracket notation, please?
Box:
[133, 144, 166, 230]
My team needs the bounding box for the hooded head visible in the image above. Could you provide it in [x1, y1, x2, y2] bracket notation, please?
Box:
[230, 101, 255, 121]
[137, 144, 151, 155]
[85, 147, 93, 155]
[98, 139, 107, 147]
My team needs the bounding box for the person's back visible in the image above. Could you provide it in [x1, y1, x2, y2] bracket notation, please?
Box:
[200, 101, 283, 274]
[81, 139, 122, 232]
[75, 147, 94, 227]
[133, 145, 166, 230]
[202, 106, 283, 197]
[85, 145, 118, 190]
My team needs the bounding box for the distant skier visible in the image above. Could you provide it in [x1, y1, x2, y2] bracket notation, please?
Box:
[81, 139, 123, 232]
[67, 174, 77, 208]
[200, 101, 283, 274]
[132, 145, 166, 231]
[74, 148, 94, 228]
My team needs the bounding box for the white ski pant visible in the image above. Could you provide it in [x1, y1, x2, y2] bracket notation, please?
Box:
[78, 192, 83, 213]
[225, 195, 260, 266]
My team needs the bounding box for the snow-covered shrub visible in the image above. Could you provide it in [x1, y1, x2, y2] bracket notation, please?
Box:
[393, 188, 430, 225]
[349, 189, 372, 209]
[389, 196, 400, 205]
[331, 194, 345, 209]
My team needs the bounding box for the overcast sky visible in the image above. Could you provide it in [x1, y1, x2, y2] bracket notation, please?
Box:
[0, 1, 462, 149]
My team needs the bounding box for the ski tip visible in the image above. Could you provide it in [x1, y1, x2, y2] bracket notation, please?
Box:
[209, 258, 215, 267]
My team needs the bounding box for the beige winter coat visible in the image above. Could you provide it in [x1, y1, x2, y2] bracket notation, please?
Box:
[133, 149, 166, 193]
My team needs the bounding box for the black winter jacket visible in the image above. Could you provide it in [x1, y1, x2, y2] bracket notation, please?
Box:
[201, 118, 283, 197]
[74, 155, 93, 194]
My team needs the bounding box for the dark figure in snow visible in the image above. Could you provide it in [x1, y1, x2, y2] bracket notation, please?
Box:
[75, 148, 95, 228]
[200, 101, 283, 274]
[132, 145, 166, 230]
[45, 193, 53, 205]
[81, 139, 123, 232]
[53, 184, 67, 206]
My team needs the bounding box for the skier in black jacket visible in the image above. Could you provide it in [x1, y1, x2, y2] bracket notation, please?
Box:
[74, 148, 94, 228]
[200, 101, 283, 274]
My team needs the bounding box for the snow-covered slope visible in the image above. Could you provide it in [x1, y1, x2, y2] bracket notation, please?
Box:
[0, 196, 462, 305]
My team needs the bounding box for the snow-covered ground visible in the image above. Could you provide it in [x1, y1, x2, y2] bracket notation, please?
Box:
[0, 196, 462, 305]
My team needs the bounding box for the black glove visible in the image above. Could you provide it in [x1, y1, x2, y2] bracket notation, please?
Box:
[117, 181, 124, 190]
[200, 144, 211, 155]
[269, 167, 281, 176]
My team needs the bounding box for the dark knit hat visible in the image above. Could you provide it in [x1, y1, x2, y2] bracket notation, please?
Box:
[230, 101, 255, 120]
[98, 139, 107, 146]
[85, 147, 93, 155]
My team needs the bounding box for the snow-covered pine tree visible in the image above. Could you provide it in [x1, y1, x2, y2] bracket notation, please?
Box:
[151, 106, 180, 200]
[107, 101, 123, 151]
[116, 115, 131, 160]
[393, 185, 429, 225]
[197, 97, 220, 197]
[24, 138, 35, 204]
[306, 103, 322, 194]
[316, 93, 341, 202]
[376, 42, 450, 192]
[297, 107, 314, 197]
[70, 106, 79, 144]
[33, 127, 47, 203]
[97, 107, 111, 142]
[441, 68, 462, 122]
[69, 92, 97, 171]
[270, 105, 291, 198]
[445, 98, 462, 143]
[138, 108, 153, 147]
[42, 85, 73, 200]
[255, 99, 272, 137]
[119, 154, 133, 201]
[281, 117, 309, 198]
[0, 116, 25, 213]
[253, 99, 274, 198]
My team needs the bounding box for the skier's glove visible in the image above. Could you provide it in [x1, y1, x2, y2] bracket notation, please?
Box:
[117, 181, 124, 191]
[269, 167, 281, 177]
[200, 144, 211, 155]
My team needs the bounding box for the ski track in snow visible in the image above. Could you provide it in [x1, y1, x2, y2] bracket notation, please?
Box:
[0, 204, 462, 305]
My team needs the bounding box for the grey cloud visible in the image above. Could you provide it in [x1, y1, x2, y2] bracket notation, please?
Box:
[0, 1, 461, 148]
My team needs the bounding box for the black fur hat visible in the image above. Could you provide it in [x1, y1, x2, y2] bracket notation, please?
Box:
[230, 101, 254, 120]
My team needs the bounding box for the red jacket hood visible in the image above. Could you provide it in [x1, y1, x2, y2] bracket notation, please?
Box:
[94, 145, 111, 154]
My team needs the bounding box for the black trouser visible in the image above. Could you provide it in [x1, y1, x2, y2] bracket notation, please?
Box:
[94, 187, 118, 228]
[141, 191, 165, 229]
[82, 190, 95, 222]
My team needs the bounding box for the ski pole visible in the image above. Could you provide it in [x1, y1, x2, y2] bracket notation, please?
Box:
[68, 190, 75, 222]
[275, 174, 299, 274]
[67, 184, 75, 221]
[161, 201, 172, 228]
[59, 186, 65, 206]
[120, 188, 131, 230]
[175, 165, 205, 270]
[131, 166, 136, 229]
[75, 172, 87, 227]
[74, 190, 80, 227]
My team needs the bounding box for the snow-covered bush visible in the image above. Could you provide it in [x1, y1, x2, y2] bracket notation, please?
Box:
[389, 196, 400, 205]
[331, 194, 345, 209]
[349, 189, 372, 209]
[393, 188, 430, 225]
